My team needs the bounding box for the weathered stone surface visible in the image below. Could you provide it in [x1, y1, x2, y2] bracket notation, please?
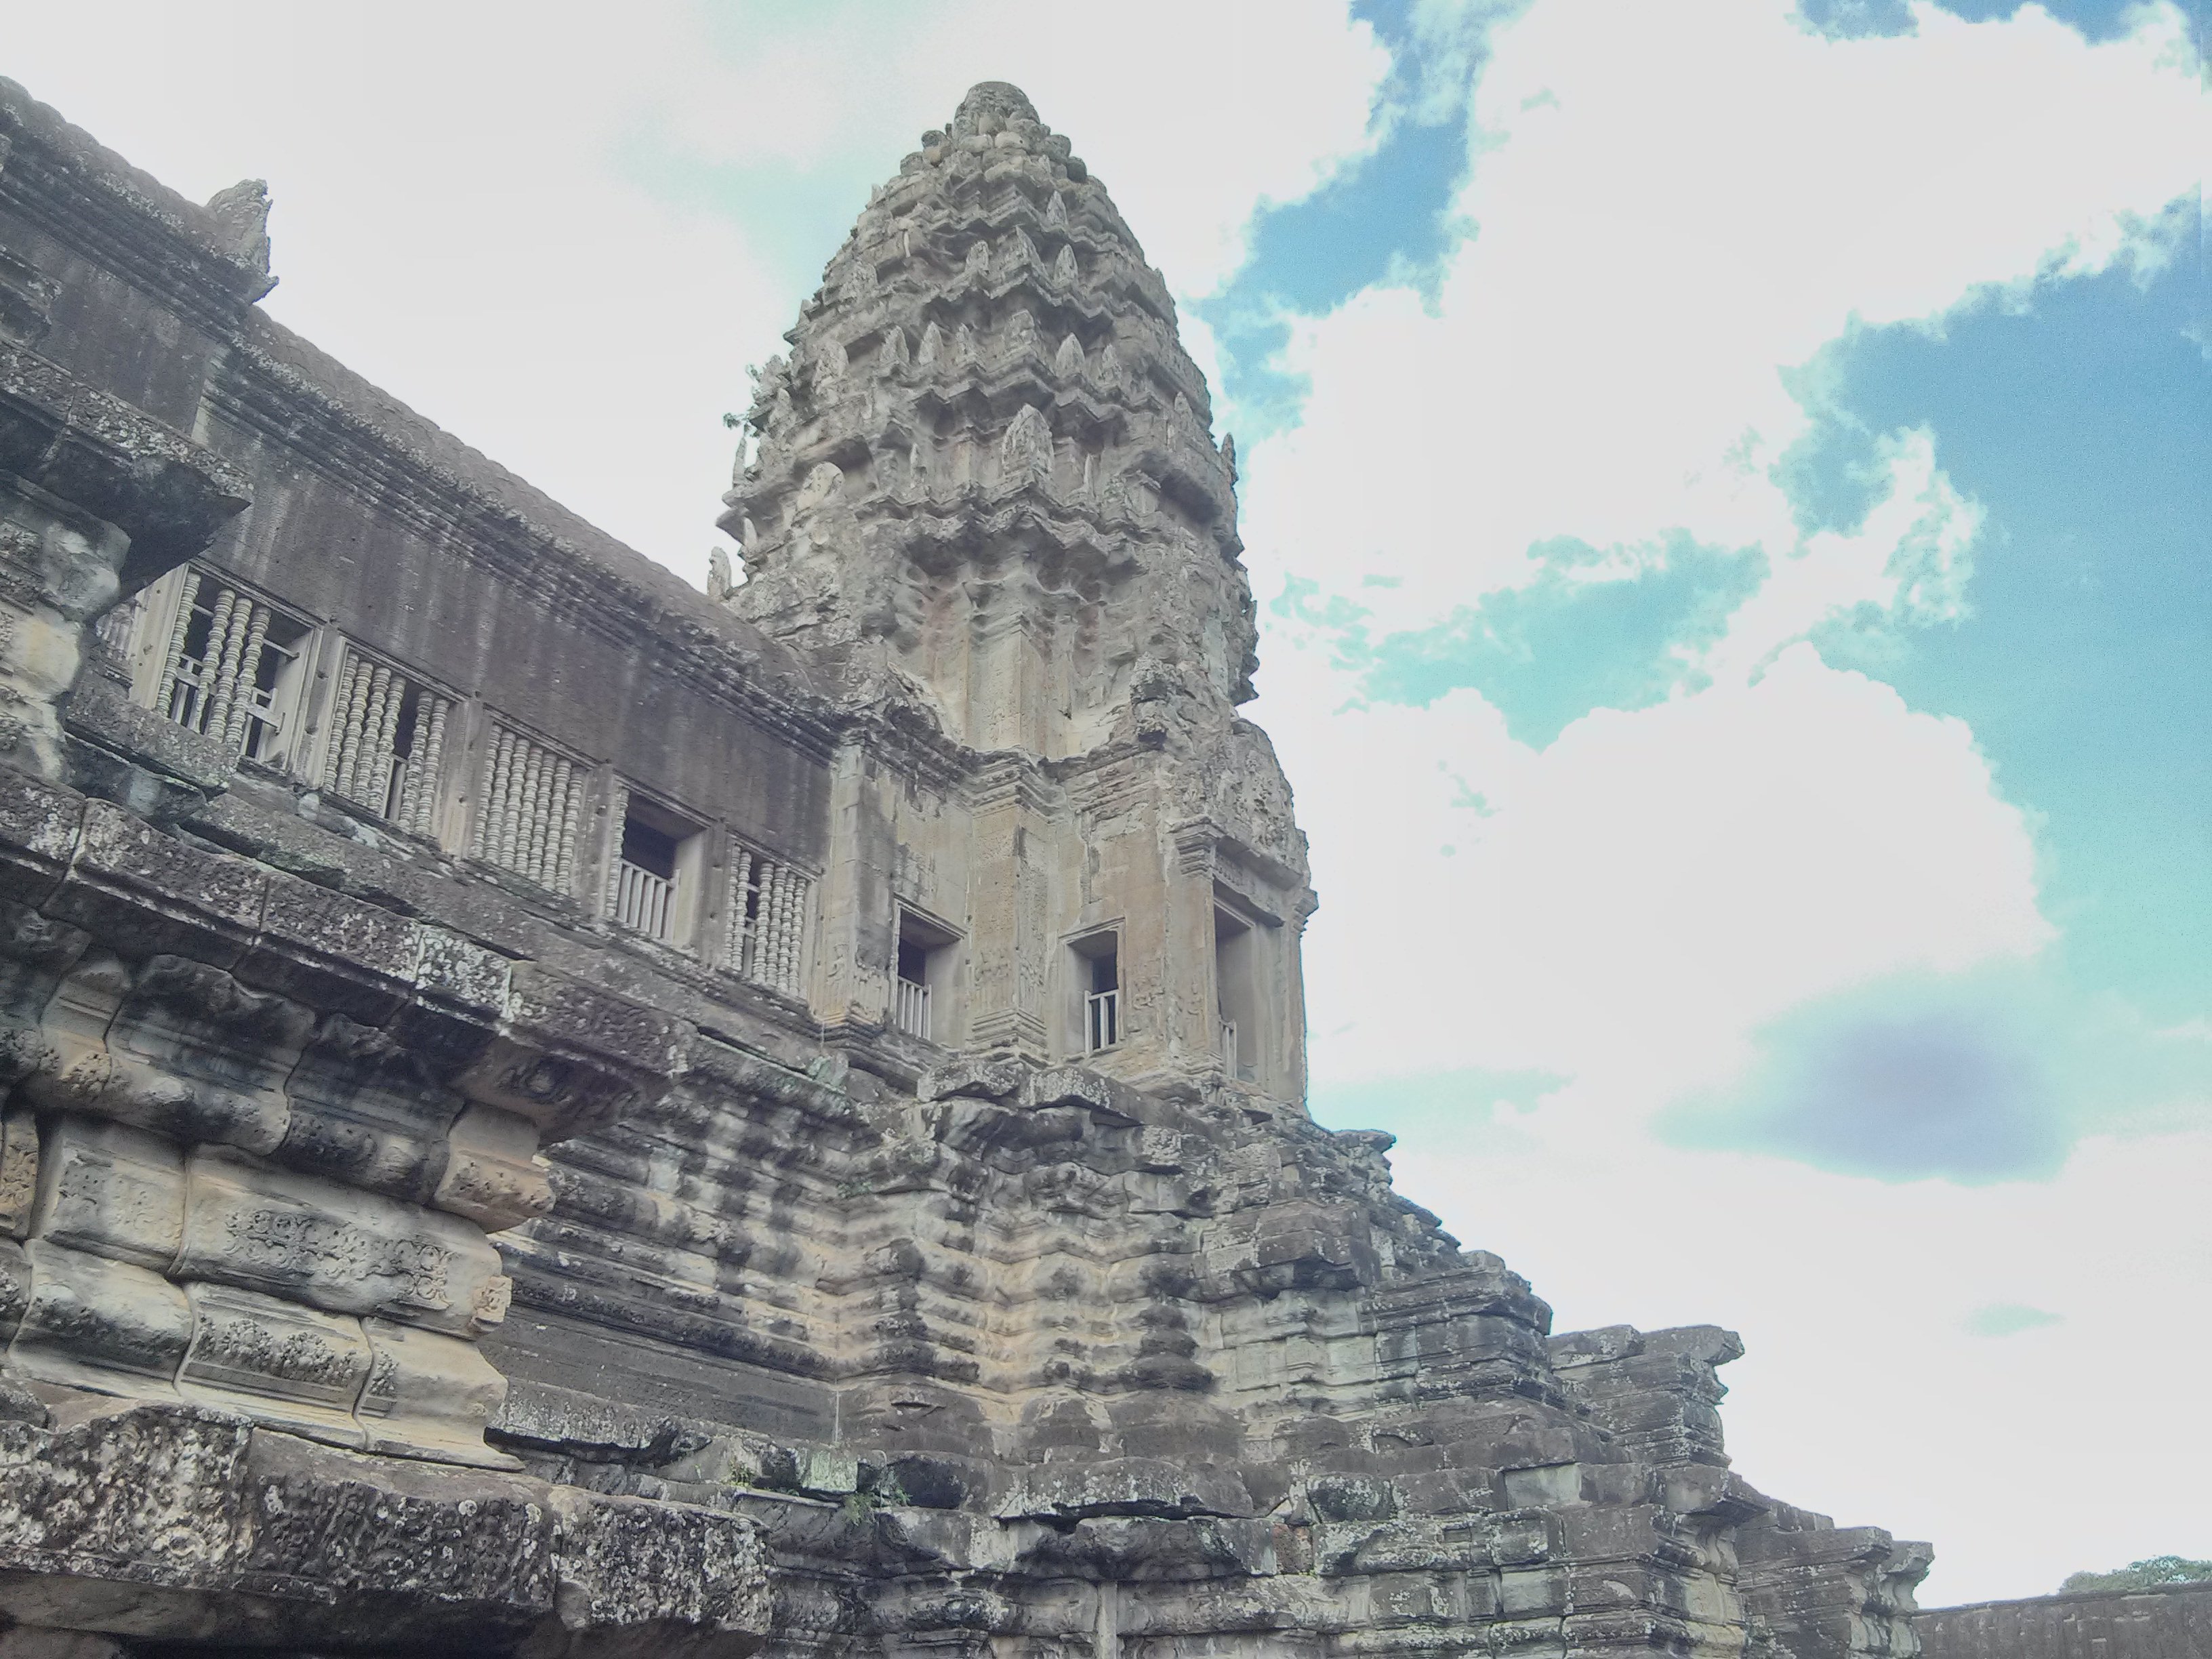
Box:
[173, 1149, 507, 1336]
[1917, 1582, 2212, 1659]
[0, 69, 1940, 1659]
[0, 1399, 771, 1652]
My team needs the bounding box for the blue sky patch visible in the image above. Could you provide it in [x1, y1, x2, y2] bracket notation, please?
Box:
[1349, 536, 1765, 745]
[1796, 0, 2150, 42]
[1963, 1303, 2064, 1337]
[1200, 0, 1492, 435]
[1311, 1064, 1565, 1148]
[1794, 233, 2211, 1023]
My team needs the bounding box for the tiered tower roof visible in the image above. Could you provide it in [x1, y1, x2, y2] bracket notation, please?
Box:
[718, 82, 1258, 758]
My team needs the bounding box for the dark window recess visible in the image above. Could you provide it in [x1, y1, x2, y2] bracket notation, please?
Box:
[897, 938, 930, 985]
[621, 818, 679, 880]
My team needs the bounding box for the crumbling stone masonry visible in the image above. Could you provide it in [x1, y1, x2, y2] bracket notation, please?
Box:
[0, 75, 1930, 1657]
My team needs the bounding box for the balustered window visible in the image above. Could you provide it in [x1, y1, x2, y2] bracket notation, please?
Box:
[606, 791, 703, 948]
[320, 647, 452, 836]
[725, 845, 811, 997]
[893, 907, 959, 1045]
[148, 568, 312, 764]
[1214, 904, 1259, 1084]
[470, 723, 586, 893]
[1071, 928, 1121, 1054]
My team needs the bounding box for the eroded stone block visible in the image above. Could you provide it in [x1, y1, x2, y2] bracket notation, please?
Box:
[28, 1114, 184, 1269]
[8, 1238, 189, 1394]
[0, 1235, 29, 1344]
[11, 952, 125, 1119]
[176, 1147, 508, 1335]
[101, 955, 308, 1153]
[356, 1315, 516, 1469]
[45, 801, 267, 964]
[0, 1109, 37, 1236]
[177, 1279, 371, 1447]
[434, 1103, 554, 1232]
[277, 1013, 464, 1204]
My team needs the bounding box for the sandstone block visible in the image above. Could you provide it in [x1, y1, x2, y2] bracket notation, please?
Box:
[452, 964, 681, 1139]
[995, 1455, 1253, 1522]
[276, 1014, 461, 1204]
[175, 1148, 508, 1336]
[356, 1315, 516, 1469]
[10, 954, 125, 1120]
[28, 1114, 184, 1269]
[536, 1486, 776, 1652]
[239, 870, 423, 1022]
[0, 1235, 29, 1344]
[0, 1109, 37, 1236]
[100, 956, 308, 1153]
[178, 1279, 371, 1447]
[8, 1239, 189, 1394]
[0, 768, 82, 904]
[45, 800, 266, 964]
[434, 1103, 554, 1231]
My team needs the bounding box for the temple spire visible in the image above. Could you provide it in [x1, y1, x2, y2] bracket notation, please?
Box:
[716, 82, 1258, 758]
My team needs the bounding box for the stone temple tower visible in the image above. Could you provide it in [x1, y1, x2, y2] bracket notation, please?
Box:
[718, 81, 1312, 1101]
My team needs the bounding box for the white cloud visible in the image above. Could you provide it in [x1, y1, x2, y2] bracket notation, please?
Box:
[1242, 0, 2199, 1092]
[1253, 1, 2205, 1603]
[1284, 644, 2049, 1094]
[1240, 0, 2201, 638]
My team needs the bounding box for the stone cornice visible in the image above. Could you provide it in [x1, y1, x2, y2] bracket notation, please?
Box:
[0, 77, 274, 329]
[0, 342, 249, 585]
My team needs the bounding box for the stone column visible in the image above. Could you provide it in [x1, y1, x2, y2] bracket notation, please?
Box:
[966, 759, 1051, 1057]
[813, 735, 896, 1034]
[1164, 816, 1224, 1080]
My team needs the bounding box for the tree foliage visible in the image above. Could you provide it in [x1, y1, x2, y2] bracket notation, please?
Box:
[2060, 1557, 2212, 1595]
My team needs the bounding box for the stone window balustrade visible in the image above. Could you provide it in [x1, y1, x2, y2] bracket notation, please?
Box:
[319, 644, 451, 836]
[470, 722, 584, 891]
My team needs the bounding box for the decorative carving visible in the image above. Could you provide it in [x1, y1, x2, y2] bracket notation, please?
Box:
[999, 403, 1054, 486]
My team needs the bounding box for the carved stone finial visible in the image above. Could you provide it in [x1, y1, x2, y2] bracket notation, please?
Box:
[204, 179, 272, 276]
[796, 462, 844, 510]
[707, 546, 733, 602]
[952, 81, 1040, 138]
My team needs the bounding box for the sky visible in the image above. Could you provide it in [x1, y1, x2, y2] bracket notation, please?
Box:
[6, 0, 2205, 1607]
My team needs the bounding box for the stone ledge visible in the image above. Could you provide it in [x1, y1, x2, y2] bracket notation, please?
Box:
[0, 344, 249, 585]
[0, 1398, 772, 1656]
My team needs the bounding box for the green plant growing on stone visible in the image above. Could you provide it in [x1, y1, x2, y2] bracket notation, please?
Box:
[2060, 1557, 2212, 1594]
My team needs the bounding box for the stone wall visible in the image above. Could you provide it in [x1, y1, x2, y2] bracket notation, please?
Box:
[1917, 1584, 2212, 1659]
[0, 71, 1933, 1658]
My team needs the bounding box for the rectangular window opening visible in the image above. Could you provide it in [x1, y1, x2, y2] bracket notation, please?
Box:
[894, 908, 958, 1044]
[1214, 905, 1259, 1085]
[153, 571, 313, 765]
[1071, 930, 1121, 1054]
[614, 797, 700, 946]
